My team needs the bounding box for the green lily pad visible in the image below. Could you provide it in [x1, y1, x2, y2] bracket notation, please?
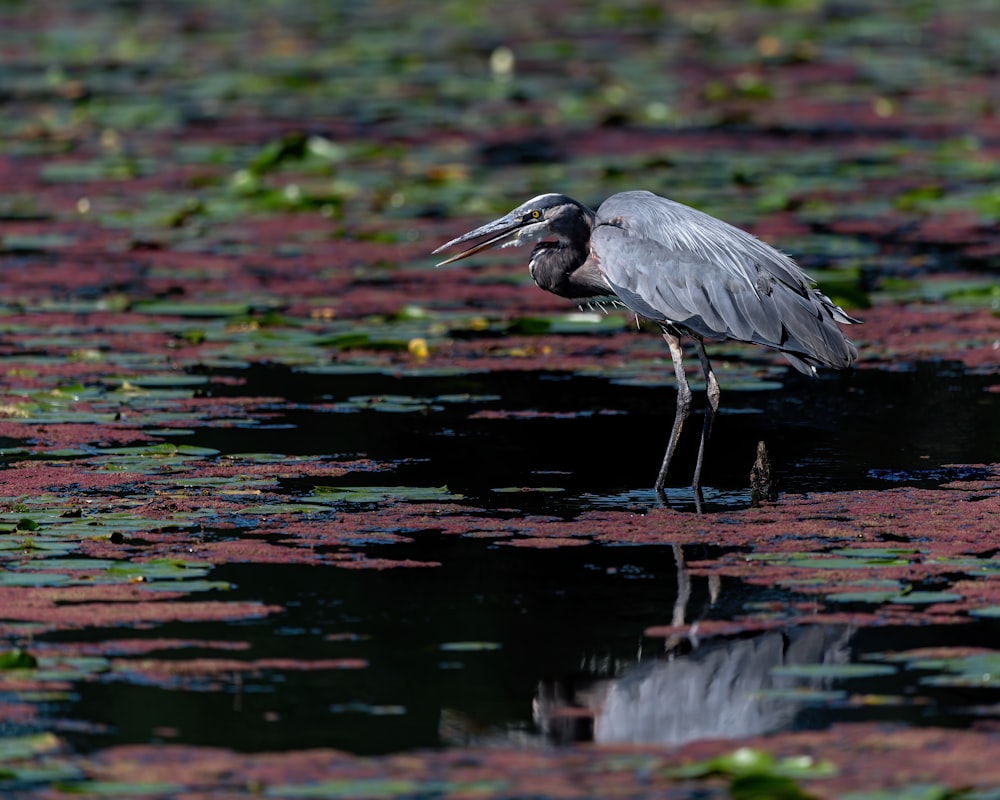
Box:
[107, 558, 213, 581]
[1, 762, 83, 786]
[786, 557, 910, 569]
[125, 375, 212, 388]
[53, 780, 187, 796]
[0, 571, 73, 587]
[664, 746, 837, 780]
[825, 591, 902, 604]
[319, 332, 372, 350]
[16, 558, 118, 572]
[32, 656, 111, 682]
[439, 641, 502, 652]
[0, 233, 76, 252]
[729, 773, 819, 800]
[0, 648, 39, 670]
[0, 732, 62, 762]
[97, 443, 219, 458]
[879, 651, 1000, 690]
[771, 663, 897, 680]
[264, 779, 420, 798]
[750, 688, 847, 702]
[827, 590, 962, 605]
[887, 591, 963, 605]
[827, 548, 922, 559]
[841, 783, 972, 800]
[139, 579, 232, 593]
[310, 485, 462, 503]
[133, 301, 252, 317]
[238, 502, 332, 515]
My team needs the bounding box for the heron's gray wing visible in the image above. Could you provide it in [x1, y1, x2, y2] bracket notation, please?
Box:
[594, 191, 858, 370]
[593, 225, 782, 342]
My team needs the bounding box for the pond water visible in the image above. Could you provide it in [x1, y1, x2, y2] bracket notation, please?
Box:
[55, 548, 1000, 757]
[28, 360, 1000, 757]
[2, 1, 998, 793]
[197, 361, 998, 512]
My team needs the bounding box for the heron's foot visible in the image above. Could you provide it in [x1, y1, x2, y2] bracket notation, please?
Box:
[691, 484, 704, 515]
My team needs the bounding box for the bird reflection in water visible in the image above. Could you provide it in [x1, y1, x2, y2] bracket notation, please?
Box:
[533, 545, 853, 746]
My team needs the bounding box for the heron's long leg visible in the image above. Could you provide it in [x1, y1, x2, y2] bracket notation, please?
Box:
[691, 337, 720, 492]
[654, 331, 691, 495]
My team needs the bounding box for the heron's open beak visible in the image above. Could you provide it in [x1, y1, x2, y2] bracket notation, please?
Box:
[432, 212, 523, 266]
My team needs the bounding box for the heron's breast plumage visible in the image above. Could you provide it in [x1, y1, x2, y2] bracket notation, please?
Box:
[528, 241, 614, 300]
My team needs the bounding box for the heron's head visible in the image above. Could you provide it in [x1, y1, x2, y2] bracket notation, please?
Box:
[433, 193, 592, 266]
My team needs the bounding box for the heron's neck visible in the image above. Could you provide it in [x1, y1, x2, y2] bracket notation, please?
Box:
[528, 213, 609, 300]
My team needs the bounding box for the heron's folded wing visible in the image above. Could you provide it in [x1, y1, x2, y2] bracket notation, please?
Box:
[592, 192, 857, 369]
[592, 223, 786, 345]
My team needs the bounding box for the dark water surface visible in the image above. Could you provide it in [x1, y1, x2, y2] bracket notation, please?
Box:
[38, 362, 1000, 755]
[196, 361, 999, 513]
[55, 546, 1000, 756]
[54, 542, 1000, 756]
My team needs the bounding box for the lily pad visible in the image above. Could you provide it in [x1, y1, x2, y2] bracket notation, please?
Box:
[53, 780, 187, 796]
[0, 648, 38, 670]
[133, 301, 253, 317]
[771, 664, 897, 679]
[439, 641, 502, 652]
[664, 747, 837, 779]
[264, 779, 421, 799]
[0, 733, 62, 762]
[310, 485, 462, 503]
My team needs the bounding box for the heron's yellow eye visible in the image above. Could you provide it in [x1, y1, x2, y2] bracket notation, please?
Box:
[529, 210, 541, 219]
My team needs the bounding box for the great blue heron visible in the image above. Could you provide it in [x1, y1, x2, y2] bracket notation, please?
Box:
[434, 190, 859, 497]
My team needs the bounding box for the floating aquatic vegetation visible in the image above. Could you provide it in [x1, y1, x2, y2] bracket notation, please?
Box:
[1, 0, 999, 796]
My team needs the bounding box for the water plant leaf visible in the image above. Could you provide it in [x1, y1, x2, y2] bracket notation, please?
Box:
[133, 301, 252, 317]
[887, 592, 963, 605]
[0, 571, 73, 587]
[730, 773, 818, 800]
[750, 688, 847, 702]
[106, 558, 213, 581]
[665, 747, 837, 780]
[786, 557, 911, 570]
[310, 485, 462, 503]
[53, 780, 187, 796]
[1, 2, 1000, 795]
[839, 785, 959, 800]
[263, 779, 421, 798]
[0, 733, 62, 762]
[138, 579, 232, 593]
[771, 664, 897, 680]
[439, 641, 502, 652]
[0, 648, 38, 670]
[824, 590, 901, 604]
